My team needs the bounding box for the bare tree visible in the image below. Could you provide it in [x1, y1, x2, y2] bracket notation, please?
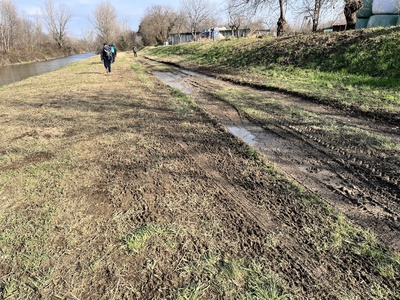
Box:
[17, 13, 47, 52]
[228, 0, 289, 36]
[0, 0, 19, 51]
[124, 30, 142, 49]
[90, 1, 118, 43]
[226, 0, 248, 37]
[41, 0, 72, 48]
[344, 0, 362, 29]
[180, 0, 214, 40]
[295, 0, 337, 31]
[226, 1, 264, 37]
[32, 15, 47, 51]
[17, 18, 35, 51]
[138, 5, 179, 45]
[312, 0, 322, 31]
[276, 0, 288, 36]
[81, 29, 97, 51]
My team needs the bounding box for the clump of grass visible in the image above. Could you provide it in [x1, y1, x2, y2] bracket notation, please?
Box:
[130, 62, 142, 71]
[179, 254, 290, 299]
[321, 213, 400, 279]
[169, 88, 198, 114]
[175, 282, 209, 300]
[122, 223, 175, 253]
[0, 205, 55, 298]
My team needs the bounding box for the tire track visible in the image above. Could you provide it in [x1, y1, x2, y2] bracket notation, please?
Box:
[184, 75, 400, 251]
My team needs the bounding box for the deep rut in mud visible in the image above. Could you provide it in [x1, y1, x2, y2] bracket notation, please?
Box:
[149, 60, 400, 252]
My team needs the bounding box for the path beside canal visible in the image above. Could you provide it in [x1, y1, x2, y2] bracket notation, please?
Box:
[0, 52, 398, 299]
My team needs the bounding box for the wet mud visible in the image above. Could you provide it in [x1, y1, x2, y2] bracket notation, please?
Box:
[150, 60, 400, 252]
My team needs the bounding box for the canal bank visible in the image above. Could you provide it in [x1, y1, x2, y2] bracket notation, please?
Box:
[0, 52, 96, 87]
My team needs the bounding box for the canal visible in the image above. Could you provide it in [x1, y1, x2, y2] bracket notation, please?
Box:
[0, 52, 96, 87]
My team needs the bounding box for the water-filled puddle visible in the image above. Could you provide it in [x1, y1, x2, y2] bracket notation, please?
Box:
[152, 70, 260, 147]
[227, 126, 257, 146]
[152, 71, 192, 94]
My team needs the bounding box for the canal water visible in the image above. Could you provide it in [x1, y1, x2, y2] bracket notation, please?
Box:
[0, 52, 96, 87]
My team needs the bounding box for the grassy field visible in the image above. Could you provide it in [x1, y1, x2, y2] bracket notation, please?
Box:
[142, 27, 400, 125]
[0, 52, 399, 299]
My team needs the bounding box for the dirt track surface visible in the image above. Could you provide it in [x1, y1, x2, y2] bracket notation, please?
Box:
[1, 54, 399, 299]
[145, 58, 400, 252]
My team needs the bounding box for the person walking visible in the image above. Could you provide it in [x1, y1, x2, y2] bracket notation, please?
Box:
[101, 43, 112, 73]
[132, 45, 137, 57]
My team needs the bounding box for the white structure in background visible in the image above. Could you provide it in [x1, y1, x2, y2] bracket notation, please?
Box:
[356, 0, 400, 28]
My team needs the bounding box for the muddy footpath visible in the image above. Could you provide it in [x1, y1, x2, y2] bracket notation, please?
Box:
[145, 58, 400, 252]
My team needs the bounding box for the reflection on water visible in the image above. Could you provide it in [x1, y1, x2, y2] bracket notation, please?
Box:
[227, 126, 257, 145]
[0, 52, 96, 87]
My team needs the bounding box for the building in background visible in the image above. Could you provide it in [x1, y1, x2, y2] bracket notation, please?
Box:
[169, 28, 270, 45]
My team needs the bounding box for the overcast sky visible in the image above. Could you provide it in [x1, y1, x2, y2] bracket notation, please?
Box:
[15, 0, 225, 38]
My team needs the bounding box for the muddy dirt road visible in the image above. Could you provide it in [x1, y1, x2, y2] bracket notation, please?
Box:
[147, 59, 400, 252]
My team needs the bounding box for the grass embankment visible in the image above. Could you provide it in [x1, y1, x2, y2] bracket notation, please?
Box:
[142, 27, 400, 125]
[0, 53, 399, 299]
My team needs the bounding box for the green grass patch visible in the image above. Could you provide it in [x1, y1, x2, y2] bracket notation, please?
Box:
[122, 223, 177, 254]
[169, 88, 198, 114]
[321, 213, 400, 279]
[0, 203, 55, 298]
[179, 254, 290, 299]
[143, 27, 400, 120]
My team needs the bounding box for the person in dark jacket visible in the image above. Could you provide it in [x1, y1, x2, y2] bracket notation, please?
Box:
[101, 43, 112, 73]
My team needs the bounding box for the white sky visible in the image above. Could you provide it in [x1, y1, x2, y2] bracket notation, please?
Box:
[15, 0, 225, 38]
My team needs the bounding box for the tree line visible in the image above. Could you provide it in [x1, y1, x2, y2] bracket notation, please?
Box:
[138, 0, 364, 46]
[0, 0, 364, 64]
[0, 0, 137, 65]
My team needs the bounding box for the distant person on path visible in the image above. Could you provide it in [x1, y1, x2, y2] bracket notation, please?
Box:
[132, 46, 137, 57]
[101, 43, 112, 73]
[110, 43, 117, 63]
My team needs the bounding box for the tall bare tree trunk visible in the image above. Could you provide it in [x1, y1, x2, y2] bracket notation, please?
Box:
[344, 0, 363, 30]
[277, 0, 287, 37]
[312, 0, 322, 32]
